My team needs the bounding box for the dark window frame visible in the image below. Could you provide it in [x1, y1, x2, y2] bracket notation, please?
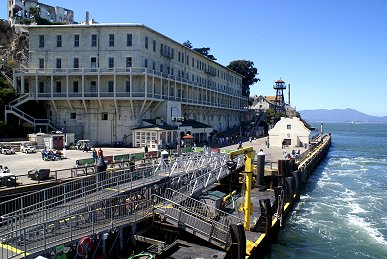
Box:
[91, 34, 97, 47]
[73, 57, 79, 68]
[74, 34, 80, 47]
[109, 34, 115, 47]
[56, 35, 62, 47]
[39, 35, 44, 48]
[101, 112, 108, 120]
[127, 33, 132, 46]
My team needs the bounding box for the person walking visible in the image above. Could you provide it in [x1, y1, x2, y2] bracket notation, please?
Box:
[92, 148, 97, 162]
[97, 148, 103, 157]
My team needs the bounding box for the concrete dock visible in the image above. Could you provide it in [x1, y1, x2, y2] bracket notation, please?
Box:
[0, 136, 308, 188]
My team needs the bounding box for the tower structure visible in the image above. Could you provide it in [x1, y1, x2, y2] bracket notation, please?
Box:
[273, 79, 286, 114]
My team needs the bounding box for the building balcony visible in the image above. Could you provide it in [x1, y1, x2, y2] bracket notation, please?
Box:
[205, 68, 217, 76]
[160, 49, 174, 59]
[27, 90, 245, 110]
[14, 67, 247, 108]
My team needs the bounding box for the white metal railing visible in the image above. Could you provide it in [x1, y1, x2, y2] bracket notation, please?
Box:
[0, 153, 237, 235]
[13, 67, 247, 107]
[0, 165, 157, 235]
[0, 152, 244, 257]
[5, 105, 59, 131]
[152, 191, 237, 249]
[0, 198, 153, 259]
[8, 93, 31, 107]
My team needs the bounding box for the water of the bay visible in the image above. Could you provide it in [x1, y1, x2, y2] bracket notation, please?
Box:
[267, 123, 387, 259]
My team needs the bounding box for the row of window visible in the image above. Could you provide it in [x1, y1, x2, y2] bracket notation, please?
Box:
[37, 79, 237, 102]
[38, 80, 131, 93]
[38, 33, 134, 48]
[69, 112, 108, 120]
[40, 57, 132, 69]
[38, 56, 238, 94]
[70, 111, 235, 122]
[37, 33, 240, 85]
[38, 81, 239, 110]
[143, 58, 239, 93]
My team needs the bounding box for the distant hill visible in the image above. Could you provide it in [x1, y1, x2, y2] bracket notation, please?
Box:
[299, 108, 387, 123]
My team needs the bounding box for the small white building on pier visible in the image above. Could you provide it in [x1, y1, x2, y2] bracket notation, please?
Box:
[268, 117, 310, 148]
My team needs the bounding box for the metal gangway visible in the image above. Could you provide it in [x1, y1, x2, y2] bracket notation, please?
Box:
[153, 188, 242, 249]
[0, 152, 245, 258]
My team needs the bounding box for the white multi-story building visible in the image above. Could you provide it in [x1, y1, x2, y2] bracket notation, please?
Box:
[8, 0, 74, 26]
[9, 23, 247, 147]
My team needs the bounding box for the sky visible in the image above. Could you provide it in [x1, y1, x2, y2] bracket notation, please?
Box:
[2, 0, 387, 116]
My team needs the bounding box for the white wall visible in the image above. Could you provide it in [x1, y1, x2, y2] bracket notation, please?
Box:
[268, 117, 310, 148]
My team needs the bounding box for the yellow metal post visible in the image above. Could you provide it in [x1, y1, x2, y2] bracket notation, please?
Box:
[244, 149, 255, 230]
[228, 146, 255, 231]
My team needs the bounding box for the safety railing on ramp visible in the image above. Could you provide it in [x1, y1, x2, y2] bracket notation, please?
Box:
[0, 197, 153, 259]
[0, 153, 245, 258]
[0, 153, 238, 238]
[0, 164, 157, 235]
[173, 154, 245, 197]
[152, 189, 241, 249]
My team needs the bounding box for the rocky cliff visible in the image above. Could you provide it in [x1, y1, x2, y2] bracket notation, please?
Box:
[0, 19, 29, 74]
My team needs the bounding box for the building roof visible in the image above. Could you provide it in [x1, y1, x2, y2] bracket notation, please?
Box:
[136, 119, 176, 130]
[264, 96, 277, 102]
[132, 125, 176, 131]
[134, 119, 213, 131]
[275, 79, 285, 83]
[180, 119, 212, 129]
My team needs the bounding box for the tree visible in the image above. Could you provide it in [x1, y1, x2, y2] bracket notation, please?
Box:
[182, 40, 217, 60]
[193, 47, 216, 60]
[0, 76, 16, 121]
[183, 40, 193, 49]
[265, 108, 286, 125]
[227, 60, 260, 97]
[29, 6, 41, 19]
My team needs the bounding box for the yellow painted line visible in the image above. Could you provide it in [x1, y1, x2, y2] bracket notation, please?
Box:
[255, 233, 266, 245]
[284, 202, 290, 212]
[60, 216, 75, 223]
[272, 216, 278, 227]
[246, 232, 267, 256]
[245, 239, 257, 256]
[0, 242, 30, 256]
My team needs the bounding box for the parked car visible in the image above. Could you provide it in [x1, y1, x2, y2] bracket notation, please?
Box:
[76, 140, 91, 151]
[21, 145, 36, 153]
[1, 146, 15, 155]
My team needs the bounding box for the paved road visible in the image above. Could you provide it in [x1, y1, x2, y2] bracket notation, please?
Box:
[0, 147, 143, 176]
[0, 136, 307, 185]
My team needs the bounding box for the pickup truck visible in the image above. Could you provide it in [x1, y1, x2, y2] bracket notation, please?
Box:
[21, 145, 36, 153]
[1, 146, 15, 155]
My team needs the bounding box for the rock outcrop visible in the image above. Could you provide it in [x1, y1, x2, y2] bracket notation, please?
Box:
[0, 19, 29, 75]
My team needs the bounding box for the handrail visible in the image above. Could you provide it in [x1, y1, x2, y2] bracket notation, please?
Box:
[8, 93, 31, 106]
[0, 153, 235, 236]
[165, 188, 242, 225]
[0, 152, 244, 257]
[5, 105, 60, 130]
[152, 194, 232, 249]
[0, 197, 153, 258]
[13, 67, 245, 100]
